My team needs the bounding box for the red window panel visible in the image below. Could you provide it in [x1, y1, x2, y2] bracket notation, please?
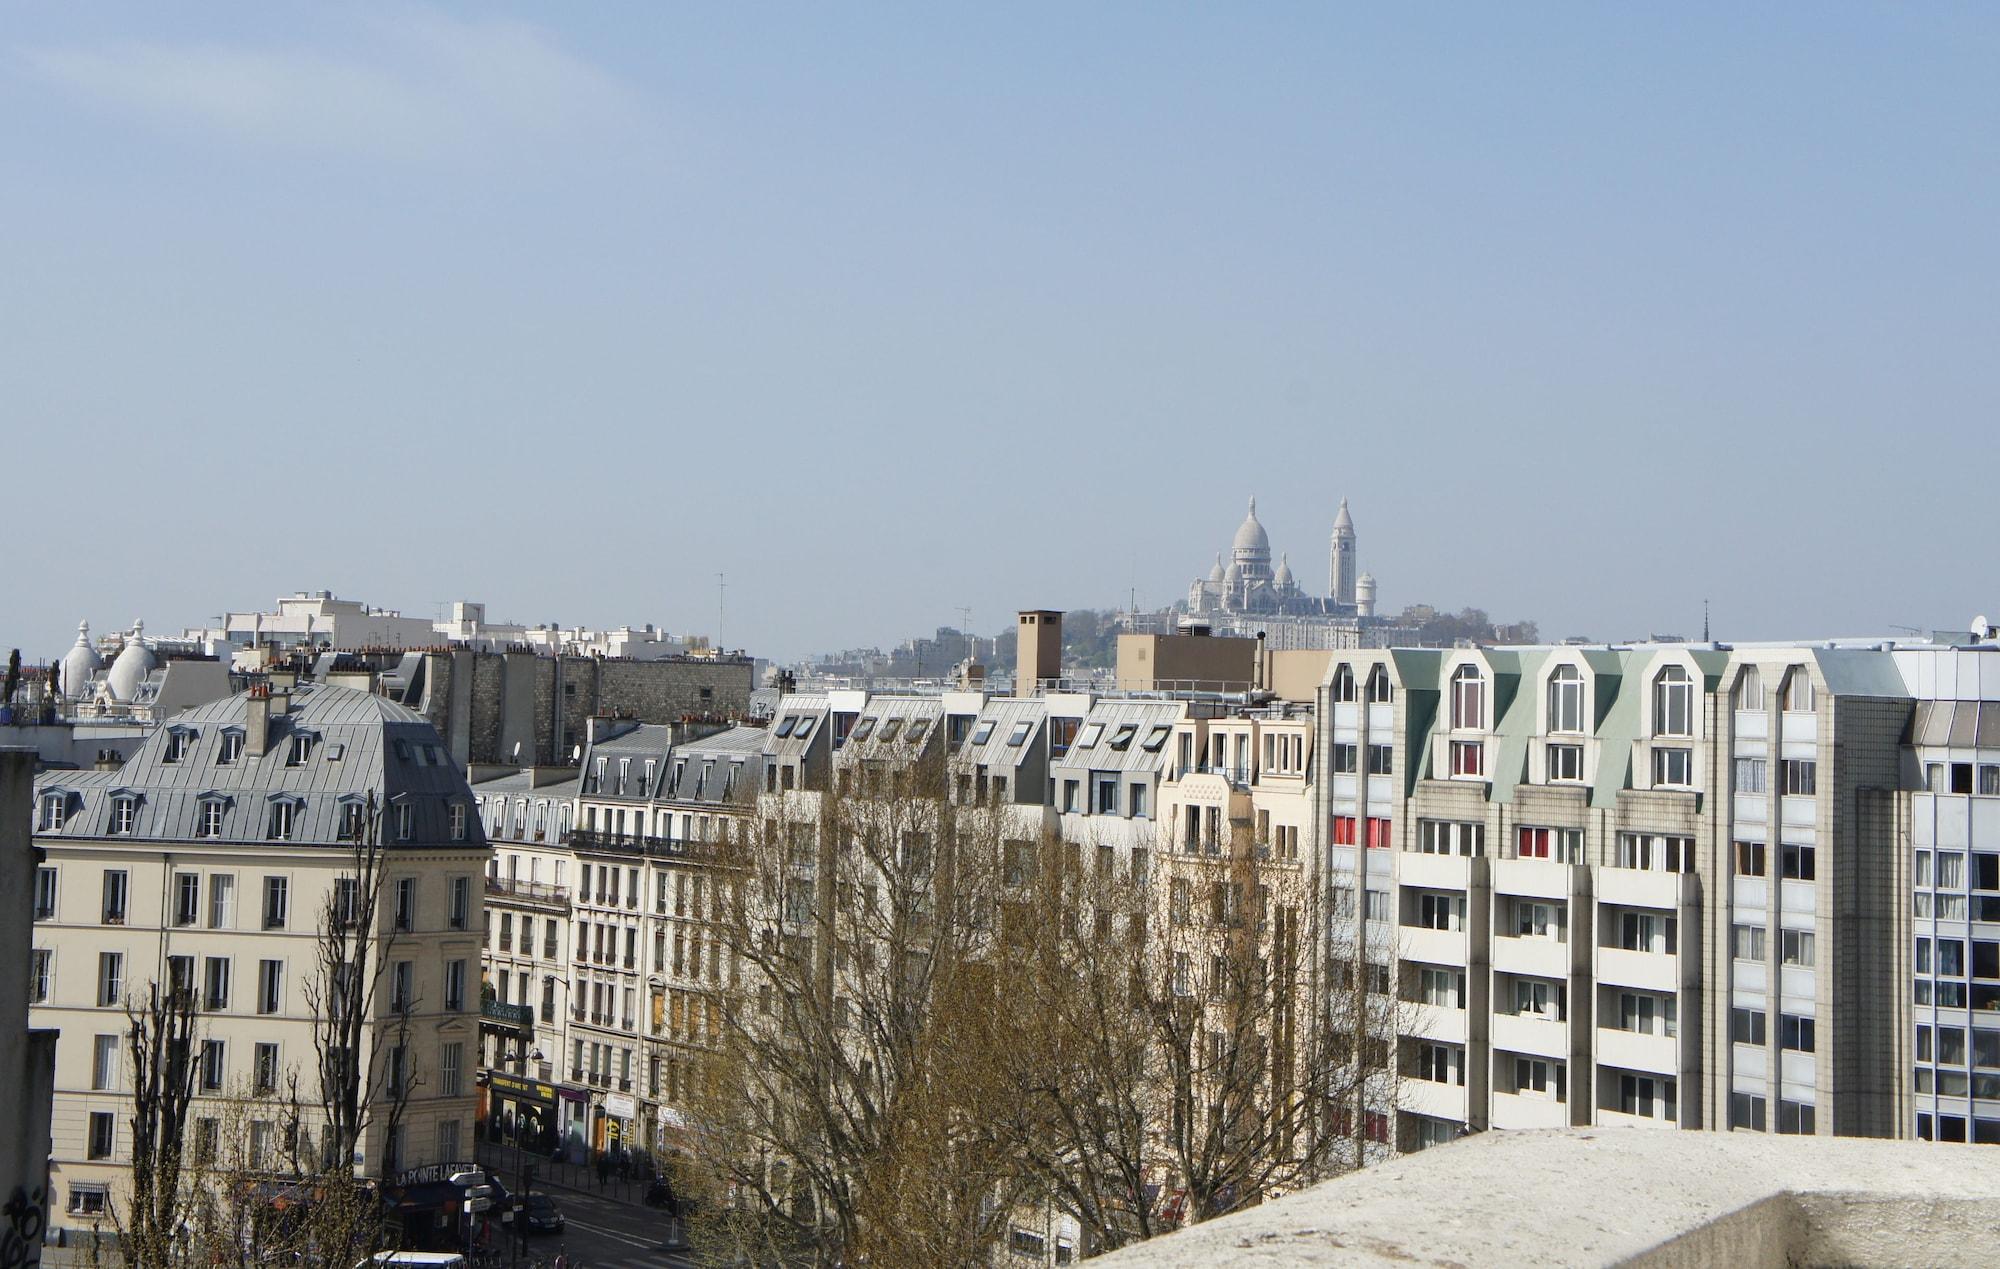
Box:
[1332, 815, 1357, 846]
[1518, 827, 1551, 859]
[1365, 1110, 1390, 1144]
[1366, 817, 1392, 849]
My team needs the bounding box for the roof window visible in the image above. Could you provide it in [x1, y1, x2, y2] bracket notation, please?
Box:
[1006, 721, 1033, 747]
[1141, 725, 1171, 752]
[877, 718, 902, 743]
[774, 716, 797, 739]
[970, 720, 996, 746]
[850, 718, 876, 742]
[1108, 723, 1139, 751]
[1076, 723, 1104, 749]
[905, 718, 929, 743]
[793, 716, 814, 740]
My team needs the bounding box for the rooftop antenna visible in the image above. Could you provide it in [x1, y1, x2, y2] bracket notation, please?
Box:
[716, 573, 726, 652]
[1703, 599, 1710, 643]
[957, 606, 974, 663]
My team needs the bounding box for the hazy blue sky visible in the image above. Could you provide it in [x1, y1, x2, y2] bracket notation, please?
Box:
[6, 5, 1996, 662]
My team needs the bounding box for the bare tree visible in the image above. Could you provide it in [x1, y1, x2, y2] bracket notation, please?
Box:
[683, 761, 1027, 1268]
[118, 981, 202, 1267]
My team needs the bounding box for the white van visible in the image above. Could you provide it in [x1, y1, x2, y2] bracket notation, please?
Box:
[355, 1254, 469, 1268]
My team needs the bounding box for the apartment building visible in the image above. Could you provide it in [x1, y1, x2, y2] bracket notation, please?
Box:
[30, 684, 488, 1236]
[570, 720, 764, 1158]
[1319, 635, 2000, 1154]
[471, 769, 578, 1153]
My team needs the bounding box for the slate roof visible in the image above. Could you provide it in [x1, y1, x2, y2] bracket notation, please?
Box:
[1050, 699, 1185, 775]
[33, 683, 484, 849]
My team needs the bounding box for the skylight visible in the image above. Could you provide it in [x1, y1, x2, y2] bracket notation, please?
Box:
[851, 717, 876, 742]
[1141, 725, 1171, 752]
[970, 720, 996, 745]
[774, 716, 797, 739]
[1076, 723, 1104, 748]
[878, 718, 902, 742]
[1007, 721, 1033, 747]
[1108, 723, 1139, 750]
[905, 719, 929, 743]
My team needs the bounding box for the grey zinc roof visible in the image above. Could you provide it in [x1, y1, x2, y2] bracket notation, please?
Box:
[952, 697, 1047, 771]
[663, 725, 768, 803]
[470, 770, 582, 799]
[33, 683, 485, 849]
[838, 695, 945, 765]
[1051, 699, 1185, 775]
[1813, 647, 1916, 699]
[768, 694, 830, 760]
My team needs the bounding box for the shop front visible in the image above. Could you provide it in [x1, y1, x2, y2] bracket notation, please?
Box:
[483, 1071, 558, 1156]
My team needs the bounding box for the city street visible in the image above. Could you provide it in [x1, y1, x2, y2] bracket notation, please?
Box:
[478, 1145, 697, 1269]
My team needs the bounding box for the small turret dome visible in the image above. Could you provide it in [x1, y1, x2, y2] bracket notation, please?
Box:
[60, 620, 104, 699]
[104, 621, 156, 703]
[1332, 498, 1354, 534]
[1274, 554, 1295, 586]
[1207, 554, 1225, 584]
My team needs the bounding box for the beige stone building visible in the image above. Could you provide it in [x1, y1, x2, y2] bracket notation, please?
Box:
[30, 684, 488, 1238]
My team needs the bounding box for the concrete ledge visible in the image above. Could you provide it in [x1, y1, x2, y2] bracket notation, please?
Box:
[1094, 1129, 2000, 1268]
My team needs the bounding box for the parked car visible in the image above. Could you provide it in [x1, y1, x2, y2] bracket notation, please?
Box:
[521, 1194, 566, 1235]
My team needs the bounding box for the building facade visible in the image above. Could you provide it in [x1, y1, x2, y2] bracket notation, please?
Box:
[30, 684, 488, 1237]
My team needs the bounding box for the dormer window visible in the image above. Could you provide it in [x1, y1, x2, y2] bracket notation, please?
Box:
[393, 739, 413, 762]
[1736, 666, 1764, 712]
[449, 803, 467, 842]
[1367, 667, 1393, 704]
[1450, 665, 1485, 730]
[285, 732, 316, 767]
[196, 796, 228, 839]
[39, 791, 68, 832]
[1653, 666, 1693, 738]
[395, 803, 415, 841]
[217, 729, 244, 765]
[337, 799, 366, 842]
[1547, 665, 1584, 734]
[1331, 665, 1357, 704]
[1783, 668, 1815, 713]
[268, 798, 300, 841]
[163, 728, 196, 764]
[110, 795, 139, 836]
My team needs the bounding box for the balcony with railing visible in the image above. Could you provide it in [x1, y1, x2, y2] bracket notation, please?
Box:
[485, 876, 572, 909]
[563, 830, 720, 862]
[481, 999, 534, 1035]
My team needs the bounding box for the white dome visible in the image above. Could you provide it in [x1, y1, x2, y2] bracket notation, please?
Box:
[104, 621, 156, 703]
[1207, 554, 1225, 583]
[1332, 497, 1354, 533]
[60, 620, 104, 699]
[1274, 554, 1295, 586]
[1232, 497, 1270, 557]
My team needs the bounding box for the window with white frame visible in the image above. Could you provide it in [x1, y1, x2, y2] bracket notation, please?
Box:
[1450, 664, 1484, 729]
[1513, 977, 1562, 1019]
[217, 728, 244, 765]
[1516, 825, 1582, 862]
[1418, 966, 1464, 1008]
[1417, 819, 1485, 857]
[30, 950, 50, 1003]
[1652, 746, 1693, 788]
[110, 795, 138, 835]
[1617, 833, 1694, 872]
[197, 799, 226, 838]
[1330, 664, 1356, 703]
[35, 866, 57, 920]
[1547, 742, 1583, 782]
[1514, 900, 1561, 940]
[1367, 666, 1393, 703]
[38, 791, 67, 831]
[1735, 665, 1763, 711]
[1653, 665, 1694, 737]
[1547, 664, 1585, 734]
[1514, 1057, 1563, 1100]
[1735, 757, 1767, 794]
[101, 869, 128, 924]
[1450, 739, 1485, 777]
[1416, 1042, 1463, 1086]
[1782, 759, 1816, 796]
[267, 800, 297, 841]
[1782, 669, 1815, 712]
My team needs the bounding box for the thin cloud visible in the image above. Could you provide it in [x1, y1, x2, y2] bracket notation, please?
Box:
[22, 11, 635, 160]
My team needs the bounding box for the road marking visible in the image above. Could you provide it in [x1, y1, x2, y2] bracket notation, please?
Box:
[562, 1214, 661, 1250]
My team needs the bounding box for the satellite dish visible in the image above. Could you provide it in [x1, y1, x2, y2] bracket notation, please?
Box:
[510, 741, 522, 761]
[1975, 615, 1993, 640]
